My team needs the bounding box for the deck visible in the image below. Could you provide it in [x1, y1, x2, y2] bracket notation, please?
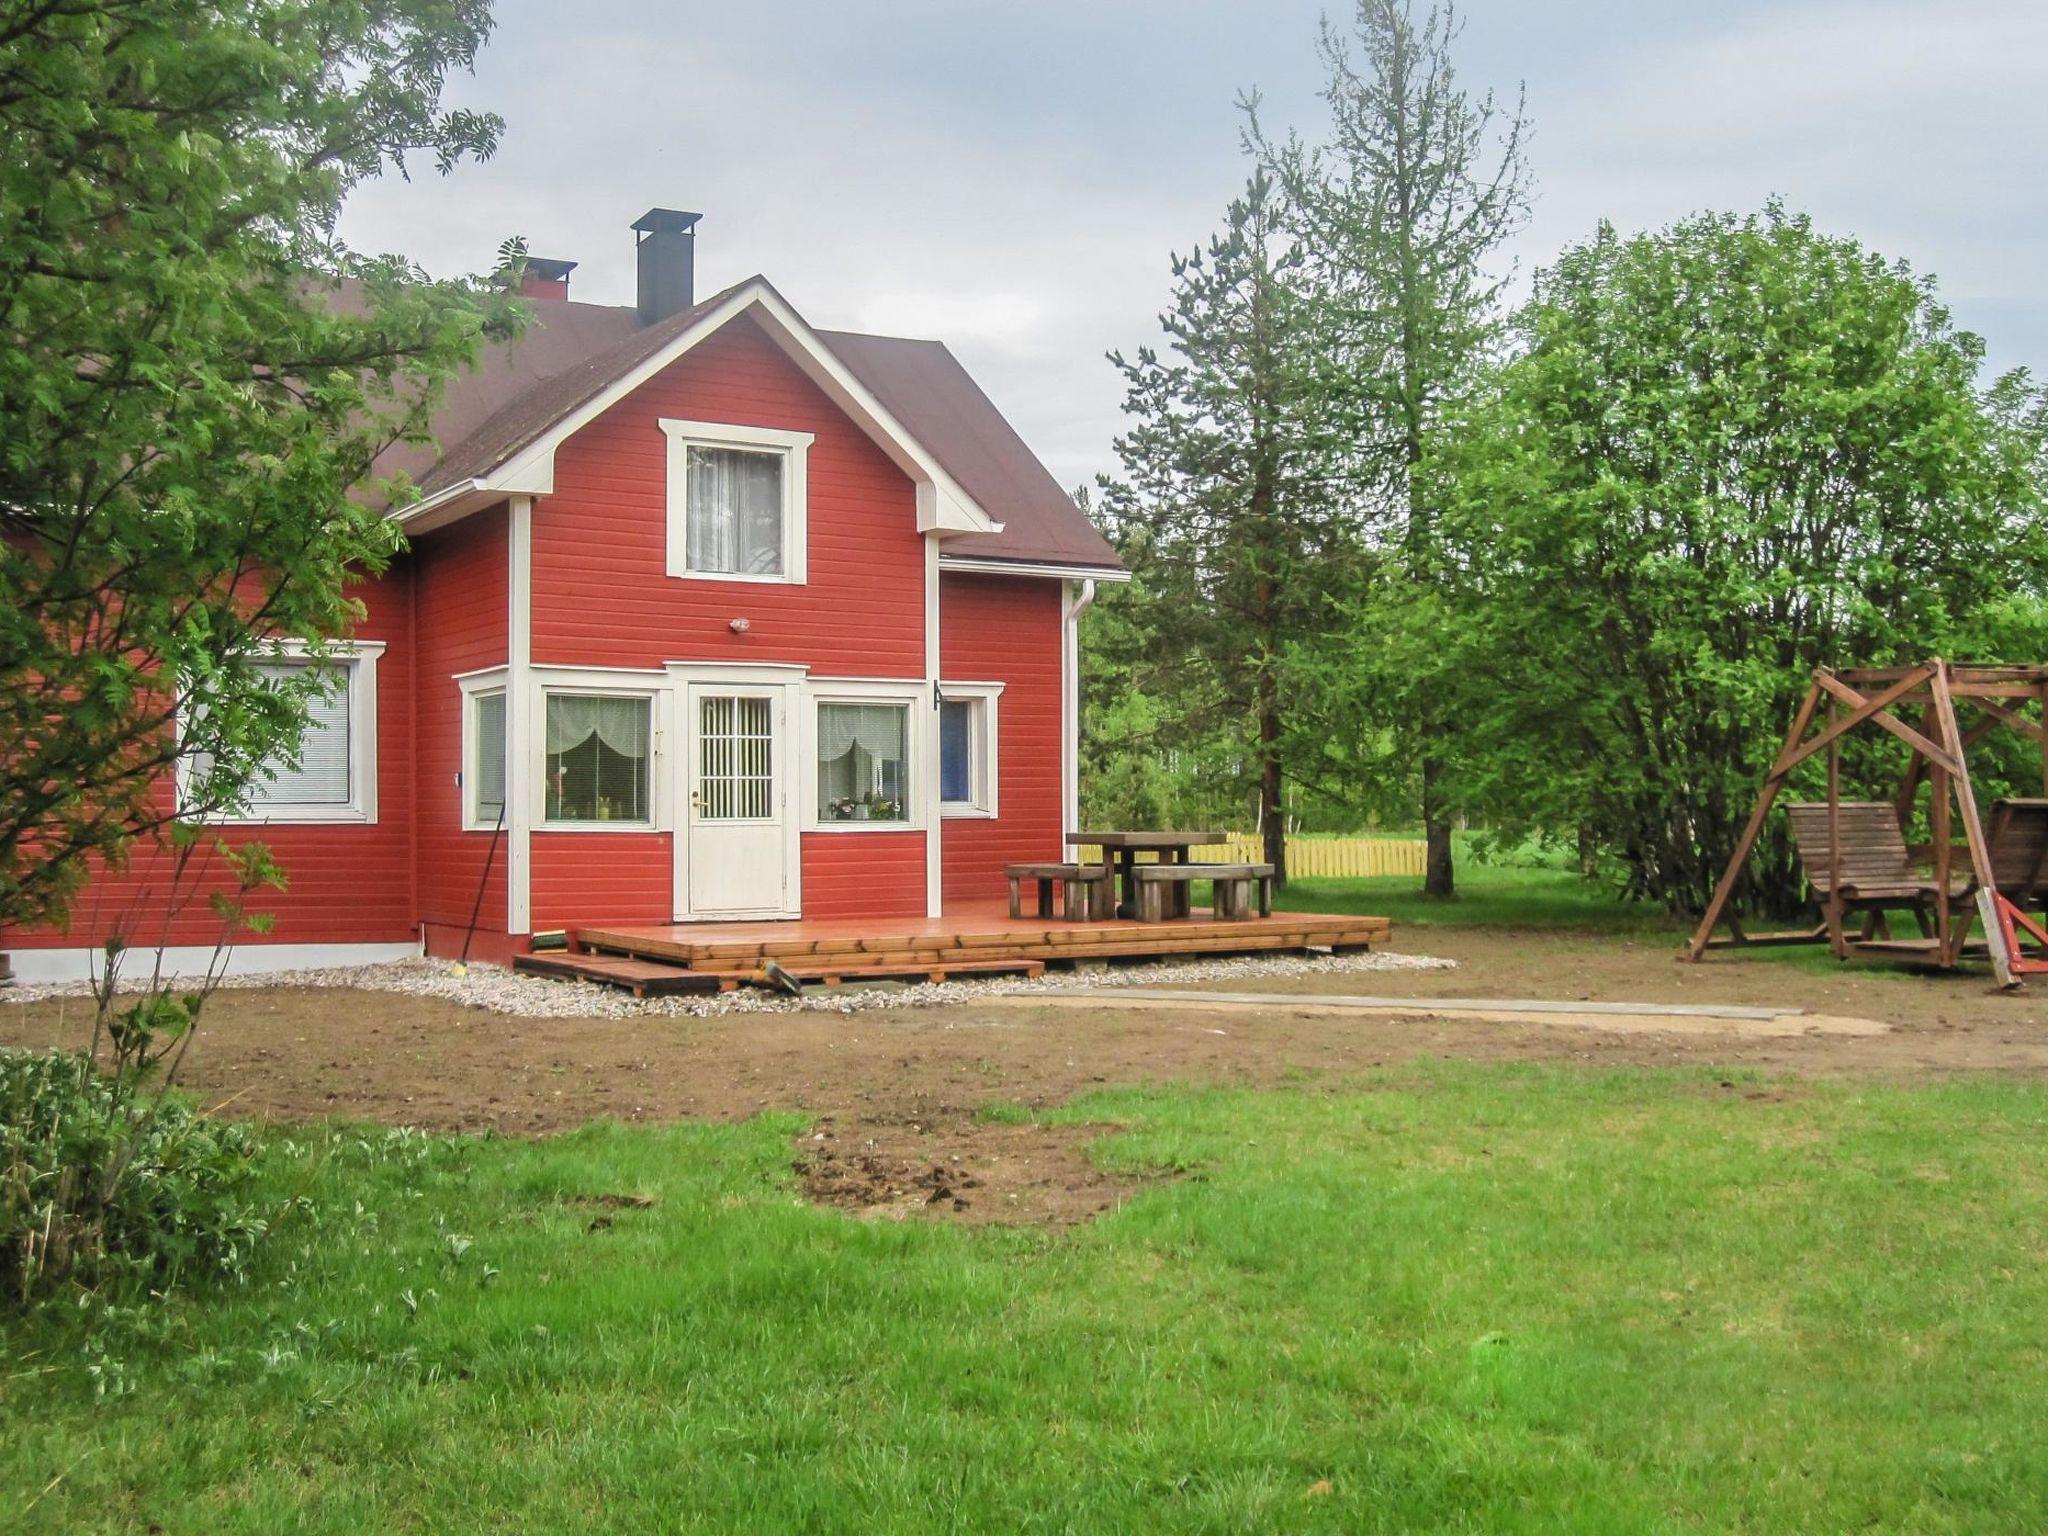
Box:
[514, 901, 1393, 996]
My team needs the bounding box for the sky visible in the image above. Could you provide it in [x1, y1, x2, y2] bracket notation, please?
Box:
[339, 0, 2048, 494]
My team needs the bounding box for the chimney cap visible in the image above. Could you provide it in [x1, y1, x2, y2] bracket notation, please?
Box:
[524, 257, 578, 282]
[632, 207, 703, 236]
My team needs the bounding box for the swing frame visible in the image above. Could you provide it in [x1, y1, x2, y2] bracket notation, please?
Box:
[1682, 660, 2048, 989]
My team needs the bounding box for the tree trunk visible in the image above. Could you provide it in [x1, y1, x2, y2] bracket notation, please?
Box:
[1578, 824, 1598, 880]
[1259, 694, 1287, 889]
[1421, 751, 1453, 898]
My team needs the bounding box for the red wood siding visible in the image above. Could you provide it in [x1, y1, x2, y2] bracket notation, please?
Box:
[939, 573, 1066, 903]
[411, 511, 509, 943]
[531, 833, 672, 931]
[528, 314, 931, 925]
[5, 569, 418, 953]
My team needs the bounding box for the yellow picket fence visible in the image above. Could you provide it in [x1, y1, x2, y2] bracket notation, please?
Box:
[1076, 835, 1426, 878]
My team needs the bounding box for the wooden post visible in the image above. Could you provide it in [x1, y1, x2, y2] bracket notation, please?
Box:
[1825, 698, 1847, 959]
[1929, 661, 2015, 986]
[1683, 680, 1823, 960]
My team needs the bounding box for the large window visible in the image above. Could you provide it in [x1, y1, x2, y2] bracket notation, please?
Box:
[816, 702, 909, 824]
[544, 693, 651, 825]
[662, 419, 812, 583]
[182, 644, 380, 823]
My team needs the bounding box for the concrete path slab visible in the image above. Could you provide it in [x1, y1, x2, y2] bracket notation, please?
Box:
[1004, 989, 1889, 1038]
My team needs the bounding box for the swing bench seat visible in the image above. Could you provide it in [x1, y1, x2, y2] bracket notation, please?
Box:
[1785, 802, 1973, 909]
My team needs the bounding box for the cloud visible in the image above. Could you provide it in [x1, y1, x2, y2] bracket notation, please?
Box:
[339, 0, 2048, 494]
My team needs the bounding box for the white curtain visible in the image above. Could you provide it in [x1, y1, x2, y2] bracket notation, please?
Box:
[816, 703, 906, 763]
[545, 695, 649, 757]
[817, 703, 906, 813]
[687, 446, 783, 575]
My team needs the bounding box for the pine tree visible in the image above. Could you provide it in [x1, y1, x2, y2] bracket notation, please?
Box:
[1249, 0, 1531, 896]
[1100, 172, 1358, 884]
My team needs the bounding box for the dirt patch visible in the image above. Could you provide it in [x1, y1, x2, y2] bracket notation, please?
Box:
[793, 1109, 1140, 1226]
[3, 929, 2045, 1227]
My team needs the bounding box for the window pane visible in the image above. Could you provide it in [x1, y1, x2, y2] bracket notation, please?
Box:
[817, 703, 908, 822]
[473, 692, 507, 823]
[545, 694, 650, 822]
[940, 699, 973, 804]
[249, 660, 351, 806]
[686, 446, 784, 575]
[697, 694, 773, 820]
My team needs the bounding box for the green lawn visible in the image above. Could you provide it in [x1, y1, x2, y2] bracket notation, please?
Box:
[1280, 836, 1686, 935]
[6, 1064, 2046, 1532]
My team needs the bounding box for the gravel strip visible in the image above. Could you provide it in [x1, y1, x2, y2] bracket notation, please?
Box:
[3, 948, 1455, 1020]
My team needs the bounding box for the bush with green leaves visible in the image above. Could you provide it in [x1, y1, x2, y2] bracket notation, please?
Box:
[0, 1050, 268, 1307]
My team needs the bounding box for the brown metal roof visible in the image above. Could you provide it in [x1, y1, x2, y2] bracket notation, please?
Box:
[385, 283, 1121, 573]
[817, 330, 1121, 571]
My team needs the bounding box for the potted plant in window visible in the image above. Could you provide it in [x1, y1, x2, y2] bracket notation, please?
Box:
[829, 795, 858, 822]
[871, 796, 901, 821]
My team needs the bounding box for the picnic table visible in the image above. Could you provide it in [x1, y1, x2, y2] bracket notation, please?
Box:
[1069, 830, 1230, 919]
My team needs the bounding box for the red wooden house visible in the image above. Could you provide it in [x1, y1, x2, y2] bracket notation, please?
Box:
[7, 210, 1125, 981]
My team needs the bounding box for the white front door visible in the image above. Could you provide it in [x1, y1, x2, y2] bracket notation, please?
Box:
[678, 683, 799, 920]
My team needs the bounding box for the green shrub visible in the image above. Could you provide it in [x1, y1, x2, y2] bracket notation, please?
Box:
[0, 1049, 267, 1307]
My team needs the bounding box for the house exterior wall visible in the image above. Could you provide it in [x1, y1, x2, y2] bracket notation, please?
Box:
[3, 314, 1093, 974]
[526, 314, 932, 929]
[939, 572, 1066, 902]
[3, 566, 418, 964]
[412, 511, 512, 961]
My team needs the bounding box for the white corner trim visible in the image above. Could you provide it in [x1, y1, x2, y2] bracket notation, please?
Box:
[506, 496, 534, 934]
[5, 940, 422, 986]
[924, 535, 942, 914]
[659, 417, 812, 584]
[1061, 578, 1097, 843]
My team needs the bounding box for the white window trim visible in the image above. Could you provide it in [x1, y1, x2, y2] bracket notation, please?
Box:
[938, 680, 1003, 819]
[804, 679, 925, 833]
[457, 669, 509, 831]
[178, 639, 383, 826]
[534, 677, 668, 833]
[660, 417, 813, 586]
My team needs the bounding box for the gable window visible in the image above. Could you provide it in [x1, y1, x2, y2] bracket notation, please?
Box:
[468, 689, 507, 827]
[662, 418, 812, 584]
[817, 702, 910, 824]
[544, 693, 651, 825]
[938, 682, 1001, 818]
[182, 642, 381, 824]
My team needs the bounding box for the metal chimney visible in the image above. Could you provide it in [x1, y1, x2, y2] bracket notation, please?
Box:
[633, 208, 701, 324]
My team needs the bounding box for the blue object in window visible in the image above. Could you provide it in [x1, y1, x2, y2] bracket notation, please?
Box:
[940, 699, 972, 803]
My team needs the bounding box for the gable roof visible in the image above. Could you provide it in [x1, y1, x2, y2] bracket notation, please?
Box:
[384, 279, 1122, 575]
[819, 331, 1120, 571]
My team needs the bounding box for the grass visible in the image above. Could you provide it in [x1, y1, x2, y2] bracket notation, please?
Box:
[1279, 835, 1687, 935]
[5, 1064, 2046, 1532]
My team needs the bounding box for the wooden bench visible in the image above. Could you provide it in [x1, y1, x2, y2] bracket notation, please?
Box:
[1129, 862, 1275, 922]
[1005, 862, 1114, 921]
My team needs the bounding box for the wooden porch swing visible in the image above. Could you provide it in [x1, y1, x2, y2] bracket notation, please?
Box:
[1682, 661, 2048, 989]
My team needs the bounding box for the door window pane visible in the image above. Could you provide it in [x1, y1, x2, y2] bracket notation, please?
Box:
[472, 691, 506, 823]
[686, 446, 784, 575]
[817, 703, 908, 822]
[698, 695, 774, 820]
[545, 694, 650, 823]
